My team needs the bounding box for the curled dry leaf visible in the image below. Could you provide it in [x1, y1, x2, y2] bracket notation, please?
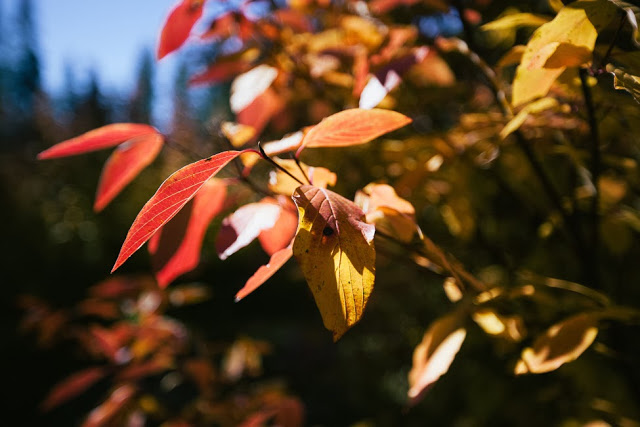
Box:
[216, 198, 283, 260]
[149, 179, 227, 288]
[292, 186, 376, 341]
[355, 183, 418, 242]
[94, 133, 164, 212]
[37, 124, 158, 160]
[298, 108, 411, 155]
[515, 312, 599, 374]
[408, 313, 467, 403]
[112, 150, 251, 272]
[157, 0, 204, 59]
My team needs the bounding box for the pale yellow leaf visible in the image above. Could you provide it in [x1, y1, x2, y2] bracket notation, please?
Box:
[500, 97, 559, 139]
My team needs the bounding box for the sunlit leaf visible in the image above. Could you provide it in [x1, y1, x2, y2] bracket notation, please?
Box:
[259, 198, 298, 256]
[609, 65, 640, 103]
[355, 183, 418, 242]
[216, 198, 283, 260]
[221, 121, 257, 147]
[512, 0, 617, 106]
[472, 308, 526, 342]
[235, 245, 293, 301]
[292, 185, 376, 341]
[481, 13, 550, 32]
[500, 97, 559, 139]
[157, 0, 204, 59]
[230, 65, 279, 113]
[41, 367, 108, 411]
[298, 108, 411, 154]
[37, 124, 158, 159]
[82, 385, 136, 427]
[237, 87, 284, 138]
[408, 313, 467, 403]
[94, 133, 164, 212]
[149, 179, 227, 288]
[515, 312, 599, 374]
[112, 150, 251, 272]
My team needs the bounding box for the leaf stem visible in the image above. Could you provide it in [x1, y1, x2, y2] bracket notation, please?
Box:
[579, 67, 602, 290]
[293, 155, 311, 185]
[258, 142, 305, 186]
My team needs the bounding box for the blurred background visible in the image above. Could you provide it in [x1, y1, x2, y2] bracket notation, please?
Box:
[3, 0, 640, 426]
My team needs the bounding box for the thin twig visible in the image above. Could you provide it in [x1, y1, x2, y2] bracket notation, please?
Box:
[258, 142, 305, 185]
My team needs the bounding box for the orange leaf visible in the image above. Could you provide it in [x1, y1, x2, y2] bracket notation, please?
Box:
[259, 198, 298, 256]
[41, 367, 108, 411]
[298, 108, 411, 154]
[157, 0, 204, 60]
[235, 245, 293, 302]
[94, 133, 164, 212]
[37, 124, 157, 159]
[216, 198, 283, 260]
[150, 179, 227, 288]
[82, 385, 136, 427]
[237, 87, 283, 139]
[408, 313, 466, 403]
[112, 150, 251, 272]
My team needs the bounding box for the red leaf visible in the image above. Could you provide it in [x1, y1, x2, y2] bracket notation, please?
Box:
[94, 133, 164, 212]
[298, 109, 411, 154]
[201, 11, 234, 39]
[189, 60, 252, 86]
[41, 367, 108, 411]
[216, 198, 283, 260]
[157, 0, 204, 60]
[150, 179, 227, 288]
[259, 199, 298, 256]
[37, 124, 157, 159]
[237, 87, 283, 140]
[235, 245, 293, 302]
[112, 150, 250, 272]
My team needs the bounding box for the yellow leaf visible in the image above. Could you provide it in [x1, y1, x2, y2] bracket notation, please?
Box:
[512, 0, 617, 107]
[268, 159, 336, 196]
[514, 312, 599, 374]
[408, 313, 466, 402]
[481, 13, 550, 32]
[500, 97, 559, 139]
[292, 186, 376, 341]
[221, 121, 256, 147]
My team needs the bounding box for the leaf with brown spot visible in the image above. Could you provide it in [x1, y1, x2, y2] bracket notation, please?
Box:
[292, 186, 376, 341]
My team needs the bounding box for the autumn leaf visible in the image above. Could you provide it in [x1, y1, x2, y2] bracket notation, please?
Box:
[41, 367, 108, 411]
[235, 245, 293, 302]
[112, 150, 251, 272]
[481, 13, 550, 32]
[149, 179, 227, 288]
[355, 183, 418, 242]
[94, 133, 164, 212]
[292, 185, 376, 341]
[237, 87, 284, 139]
[37, 123, 158, 159]
[500, 97, 559, 140]
[259, 198, 298, 256]
[189, 60, 252, 86]
[221, 121, 257, 147]
[607, 0, 640, 47]
[157, 0, 204, 60]
[216, 198, 284, 260]
[268, 159, 337, 196]
[512, 0, 617, 106]
[297, 108, 411, 155]
[230, 65, 279, 114]
[82, 385, 136, 427]
[514, 312, 599, 374]
[408, 313, 467, 403]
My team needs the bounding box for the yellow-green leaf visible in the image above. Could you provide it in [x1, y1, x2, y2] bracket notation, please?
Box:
[481, 13, 550, 32]
[512, 0, 617, 107]
[292, 185, 376, 341]
[500, 97, 559, 139]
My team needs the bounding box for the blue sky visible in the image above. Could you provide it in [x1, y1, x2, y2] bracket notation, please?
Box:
[37, 0, 178, 93]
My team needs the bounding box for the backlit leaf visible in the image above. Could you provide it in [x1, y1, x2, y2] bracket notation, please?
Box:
[355, 183, 418, 242]
[112, 150, 249, 272]
[235, 245, 293, 301]
[408, 313, 467, 403]
[37, 123, 158, 159]
[237, 87, 284, 138]
[512, 0, 617, 106]
[216, 198, 283, 260]
[292, 186, 376, 341]
[41, 367, 108, 411]
[157, 0, 204, 60]
[230, 65, 279, 114]
[94, 133, 164, 212]
[221, 121, 257, 147]
[149, 179, 227, 288]
[500, 97, 559, 140]
[481, 13, 550, 32]
[514, 312, 599, 374]
[268, 159, 337, 196]
[82, 385, 136, 427]
[259, 198, 298, 256]
[298, 108, 411, 154]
